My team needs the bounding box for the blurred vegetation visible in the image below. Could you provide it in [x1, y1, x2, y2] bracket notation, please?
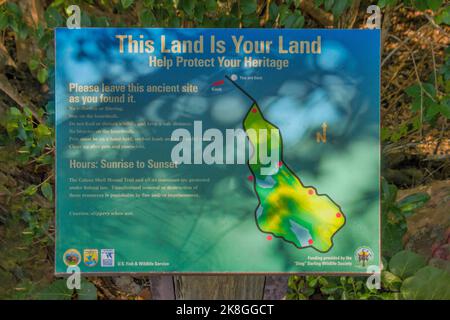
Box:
[0, 0, 449, 300]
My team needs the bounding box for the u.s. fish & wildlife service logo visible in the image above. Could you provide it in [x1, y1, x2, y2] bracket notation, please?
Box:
[63, 249, 81, 267]
[354, 246, 374, 267]
[83, 249, 98, 267]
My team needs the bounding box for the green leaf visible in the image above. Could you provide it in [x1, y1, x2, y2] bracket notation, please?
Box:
[6, 3, 21, 17]
[241, 15, 260, 27]
[429, 258, 450, 273]
[17, 23, 28, 40]
[425, 101, 442, 121]
[240, 0, 257, 15]
[401, 266, 450, 299]
[396, 192, 430, 216]
[41, 182, 53, 201]
[37, 279, 73, 300]
[6, 121, 19, 135]
[35, 124, 52, 138]
[422, 82, 436, 97]
[405, 84, 421, 98]
[283, 11, 305, 28]
[320, 286, 339, 295]
[0, 11, 8, 30]
[23, 106, 34, 118]
[278, 4, 290, 25]
[38, 32, 53, 50]
[76, 279, 97, 300]
[28, 58, 40, 71]
[332, 0, 349, 17]
[324, 0, 334, 11]
[269, 2, 279, 21]
[121, 0, 135, 9]
[285, 292, 297, 300]
[217, 15, 240, 28]
[24, 185, 38, 196]
[382, 220, 403, 258]
[37, 68, 48, 84]
[381, 178, 397, 205]
[168, 16, 181, 27]
[81, 12, 92, 27]
[303, 287, 315, 297]
[44, 7, 63, 28]
[288, 275, 300, 289]
[438, 100, 450, 118]
[307, 276, 318, 287]
[297, 293, 308, 300]
[92, 16, 110, 27]
[389, 250, 427, 279]
[36, 154, 53, 166]
[52, 0, 66, 7]
[318, 276, 329, 286]
[412, 0, 429, 11]
[426, 0, 443, 11]
[411, 99, 421, 112]
[381, 271, 402, 291]
[435, 7, 450, 25]
[9, 107, 22, 117]
[143, 0, 155, 8]
[179, 0, 197, 17]
[17, 146, 30, 155]
[381, 127, 391, 141]
[194, 4, 206, 23]
[205, 0, 217, 11]
[140, 10, 156, 26]
[378, 0, 397, 8]
[315, 0, 324, 6]
[382, 256, 389, 271]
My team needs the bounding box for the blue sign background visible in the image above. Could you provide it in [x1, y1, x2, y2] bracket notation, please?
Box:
[56, 28, 380, 273]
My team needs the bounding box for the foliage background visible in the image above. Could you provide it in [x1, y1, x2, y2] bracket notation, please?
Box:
[0, 0, 448, 299]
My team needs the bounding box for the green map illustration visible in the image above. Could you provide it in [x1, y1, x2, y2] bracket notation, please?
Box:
[230, 78, 346, 252]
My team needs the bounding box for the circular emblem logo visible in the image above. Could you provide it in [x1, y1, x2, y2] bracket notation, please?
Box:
[63, 249, 81, 266]
[354, 246, 374, 268]
[83, 249, 98, 267]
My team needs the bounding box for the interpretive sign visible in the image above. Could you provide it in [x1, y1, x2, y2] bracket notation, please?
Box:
[55, 28, 380, 274]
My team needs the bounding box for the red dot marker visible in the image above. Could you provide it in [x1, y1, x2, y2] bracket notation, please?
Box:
[247, 175, 254, 182]
[336, 212, 342, 218]
[251, 108, 257, 113]
[308, 239, 314, 245]
[308, 189, 315, 195]
[266, 235, 273, 241]
[278, 161, 283, 168]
